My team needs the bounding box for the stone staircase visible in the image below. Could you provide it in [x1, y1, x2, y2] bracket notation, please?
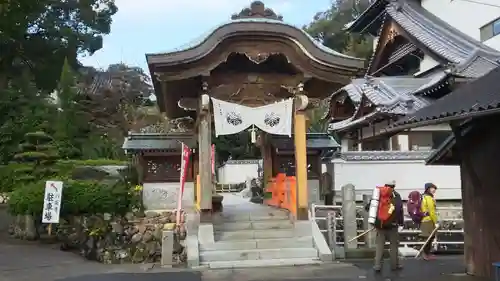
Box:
[198, 202, 321, 269]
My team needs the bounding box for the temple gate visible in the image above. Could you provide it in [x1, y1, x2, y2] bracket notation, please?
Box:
[145, 1, 364, 222]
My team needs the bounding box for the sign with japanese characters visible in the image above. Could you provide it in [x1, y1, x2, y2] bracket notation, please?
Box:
[42, 181, 63, 224]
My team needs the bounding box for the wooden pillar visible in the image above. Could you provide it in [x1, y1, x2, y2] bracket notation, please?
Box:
[259, 133, 273, 187]
[453, 120, 500, 278]
[294, 95, 308, 220]
[198, 94, 212, 220]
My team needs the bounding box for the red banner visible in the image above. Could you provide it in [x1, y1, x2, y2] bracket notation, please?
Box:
[176, 142, 191, 226]
[211, 144, 215, 175]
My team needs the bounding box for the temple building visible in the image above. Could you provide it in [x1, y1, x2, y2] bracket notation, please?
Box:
[326, 0, 500, 152]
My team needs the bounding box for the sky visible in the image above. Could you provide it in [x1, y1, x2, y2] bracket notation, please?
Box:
[79, 0, 332, 72]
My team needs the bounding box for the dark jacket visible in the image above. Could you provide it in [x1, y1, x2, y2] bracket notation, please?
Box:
[365, 190, 404, 229]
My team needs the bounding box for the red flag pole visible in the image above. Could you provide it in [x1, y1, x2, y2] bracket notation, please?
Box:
[176, 143, 191, 226]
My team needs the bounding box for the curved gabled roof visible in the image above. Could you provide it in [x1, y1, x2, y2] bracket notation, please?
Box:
[348, 0, 500, 78]
[146, 18, 364, 69]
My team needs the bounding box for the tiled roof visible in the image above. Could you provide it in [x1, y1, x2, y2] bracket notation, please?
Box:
[147, 17, 363, 64]
[77, 72, 112, 95]
[122, 133, 196, 151]
[332, 72, 446, 109]
[328, 71, 452, 131]
[270, 133, 340, 150]
[337, 150, 433, 161]
[329, 111, 378, 131]
[386, 0, 500, 73]
[385, 66, 500, 132]
[349, 0, 500, 78]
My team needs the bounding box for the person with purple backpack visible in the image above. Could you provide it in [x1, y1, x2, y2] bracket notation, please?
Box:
[407, 183, 439, 260]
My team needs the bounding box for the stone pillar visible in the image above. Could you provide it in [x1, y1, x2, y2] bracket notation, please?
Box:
[397, 134, 409, 151]
[198, 94, 212, 219]
[362, 194, 375, 248]
[327, 162, 335, 205]
[294, 95, 309, 220]
[340, 138, 350, 152]
[342, 184, 357, 250]
[161, 229, 174, 267]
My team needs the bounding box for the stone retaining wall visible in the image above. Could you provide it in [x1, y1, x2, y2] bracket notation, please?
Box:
[6, 210, 187, 265]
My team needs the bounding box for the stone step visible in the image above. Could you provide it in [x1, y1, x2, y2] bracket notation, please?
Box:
[215, 228, 307, 241]
[214, 211, 289, 222]
[202, 257, 322, 269]
[200, 236, 313, 251]
[199, 247, 318, 262]
[213, 220, 293, 231]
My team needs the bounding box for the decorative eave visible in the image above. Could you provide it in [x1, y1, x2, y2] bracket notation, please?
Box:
[146, 3, 364, 70]
[147, 1, 366, 118]
[326, 71, 451, 132]
[328, 111, 381, 132]
[364, 0, 500, 78]
[382, 66, 500, 134]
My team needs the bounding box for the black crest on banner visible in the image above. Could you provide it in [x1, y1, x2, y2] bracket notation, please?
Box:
[226, 112, 243, 126]
[264, 112, 280, 127]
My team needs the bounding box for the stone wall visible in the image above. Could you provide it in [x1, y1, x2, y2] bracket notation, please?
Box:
[8, 210, 187, 265]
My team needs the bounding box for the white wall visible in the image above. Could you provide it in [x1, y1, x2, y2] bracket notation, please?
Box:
[142, 182, 194, 211]
[330, 159, 461, 200]
[416, 54, 440, 75]
[421, 0, 500, 50]
[217, 161, 262, 184]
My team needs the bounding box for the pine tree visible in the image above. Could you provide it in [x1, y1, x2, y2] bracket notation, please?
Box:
[0, 71, 55, 164]
[13, 131, 59, 183]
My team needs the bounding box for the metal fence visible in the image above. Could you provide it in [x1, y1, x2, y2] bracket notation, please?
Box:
[311, 204, 464, 253]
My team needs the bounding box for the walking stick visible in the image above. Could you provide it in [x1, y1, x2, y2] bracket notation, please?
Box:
[415, 226, 439, 258]
[347, 227, 375, 243]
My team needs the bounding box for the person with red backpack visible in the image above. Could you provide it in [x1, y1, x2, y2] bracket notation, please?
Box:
[366, 180, 404, 272]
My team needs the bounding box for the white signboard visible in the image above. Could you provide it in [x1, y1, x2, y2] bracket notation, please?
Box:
[42, 181, 63, 224]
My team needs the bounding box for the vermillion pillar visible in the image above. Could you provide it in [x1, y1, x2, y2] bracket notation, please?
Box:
[198, 94, 213, 221]
[294, 95, 309, 220]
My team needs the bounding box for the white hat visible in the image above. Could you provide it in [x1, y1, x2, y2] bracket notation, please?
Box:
[385, 180, 396, 186]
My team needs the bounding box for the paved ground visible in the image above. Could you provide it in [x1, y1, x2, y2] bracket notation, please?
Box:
[0, 234, 485, 281]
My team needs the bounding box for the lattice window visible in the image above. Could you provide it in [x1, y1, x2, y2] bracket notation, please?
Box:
[143, 156, 183, 182]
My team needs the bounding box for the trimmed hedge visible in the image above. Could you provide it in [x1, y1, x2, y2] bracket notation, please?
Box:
[8, 179, 140, 216]
[0, 159, 127, 193]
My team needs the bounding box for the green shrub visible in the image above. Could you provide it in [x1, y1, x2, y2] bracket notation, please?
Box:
[8, 179, 140, 217]
[58, 159, 127, 166]
[0, 159, 128, 193]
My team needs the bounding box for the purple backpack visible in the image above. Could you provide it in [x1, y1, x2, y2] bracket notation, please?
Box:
[407, 191, 426, 224]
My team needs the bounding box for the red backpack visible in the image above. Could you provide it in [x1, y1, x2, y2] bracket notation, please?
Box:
[407, 191, 425, 224]
[377, 186, 394, 226]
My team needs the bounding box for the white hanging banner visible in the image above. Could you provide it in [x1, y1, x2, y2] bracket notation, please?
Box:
[211, 98, 252, 136]
[211, 97, 294, 137]
[253, 98, 294, 136]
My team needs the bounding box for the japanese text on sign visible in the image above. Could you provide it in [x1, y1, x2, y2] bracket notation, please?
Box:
[42, 181, 63, 224]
